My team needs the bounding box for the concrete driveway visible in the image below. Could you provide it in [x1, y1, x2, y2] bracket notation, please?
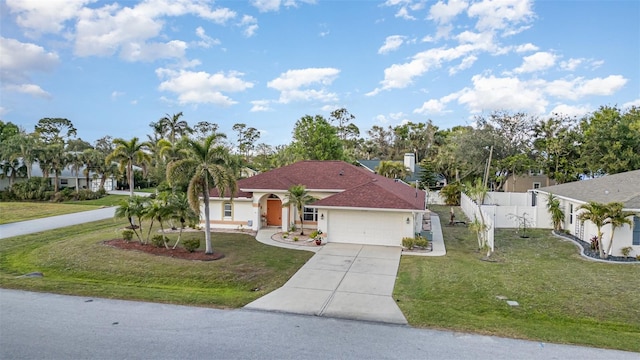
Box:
[245, 242, 406, 324]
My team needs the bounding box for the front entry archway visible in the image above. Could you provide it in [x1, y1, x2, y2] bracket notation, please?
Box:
[266, 197, 282, 226]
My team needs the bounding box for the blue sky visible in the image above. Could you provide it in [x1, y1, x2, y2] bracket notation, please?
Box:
[1, 0, 638, 147]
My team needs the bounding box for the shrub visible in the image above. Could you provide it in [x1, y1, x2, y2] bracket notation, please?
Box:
[151, 235, 167, 248]
[183, 238, 200, 253]
[590, 236, 599, 251]
[402, 237, 415, 250]
[309, 230, 319, 239]
[620, 246, 632, 259]
[293, 236, 299, 242]
[122, 229, 134, 242]
[415, 236, 429, 248]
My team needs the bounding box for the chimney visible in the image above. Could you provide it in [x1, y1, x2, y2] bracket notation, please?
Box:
[404, 153, 415, 173]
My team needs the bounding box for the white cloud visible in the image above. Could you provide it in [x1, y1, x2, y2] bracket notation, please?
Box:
[545, 75, 627, 100]
[547, 104, 592, 118]
[250, 100, 272, 112]
[560, 58, 583, 71]
[467, 0, 534, 35]
[4, 84, 52, 99]
[513, 51, 556, 73]
[514, 43, 538, 53]
[195, 27, 220, 48]
[0, 107, 8, 116]
[0, 37, 58, 98]
[156, 68, 254, 106]
[378, 35, 406, 54]
[6, 0, 90, 36]
[73, 0, 236, 61]
[449, 55, 477, 75]
[428, 0, 468, 24]
[268, 68, 340, 103]
[111, 91, 125, 100]
[239, 15, 259, 37]
[623, 99, 640, 109]
[456, 74, 548, 114]
[414, 99, 446, 114]
[251, 0, 282, 12]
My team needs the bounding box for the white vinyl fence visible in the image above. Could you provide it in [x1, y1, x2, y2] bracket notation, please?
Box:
[460, 193, 495, 252]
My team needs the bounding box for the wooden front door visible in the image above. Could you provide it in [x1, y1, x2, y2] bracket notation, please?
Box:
[266, 199, 282, 226]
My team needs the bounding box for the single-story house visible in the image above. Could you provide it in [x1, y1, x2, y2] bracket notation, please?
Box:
[0, 161, 116, 192]
[208, 160, 428, 247]
[532, 169, 640, 257]
[358, 153, 446, 188]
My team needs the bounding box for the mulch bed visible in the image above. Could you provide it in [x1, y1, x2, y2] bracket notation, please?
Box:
[103, 239, 225, 261]
[553, 231, 638, 263]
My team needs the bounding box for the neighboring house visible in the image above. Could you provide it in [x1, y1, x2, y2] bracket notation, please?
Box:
[358, 153, 446, 188]
[240, 166, 259, 178]
[533, 169, 640, 257]
[208, 160, 427, 247]
[502, 172, 557, 193]
[0, 161, 116, 192]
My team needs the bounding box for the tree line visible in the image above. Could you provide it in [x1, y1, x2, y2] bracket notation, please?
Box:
[1, 105, 639, 198]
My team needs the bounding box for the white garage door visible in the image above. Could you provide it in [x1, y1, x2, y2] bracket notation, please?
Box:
[327, 210, 408, 246]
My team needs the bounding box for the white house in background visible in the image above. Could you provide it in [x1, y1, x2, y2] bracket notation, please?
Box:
[208, 160, 427, 247]
[532, 170, 640, 257]
[0, 161, 116, 192]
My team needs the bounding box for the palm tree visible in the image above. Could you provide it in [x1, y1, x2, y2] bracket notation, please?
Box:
[166, 134, 237, 254]
[169, 191, 199, 249]
[159, 112, 192, 143]
[605, 202, 635, 258]
[546, 193, 565, 231]
[114, 196, 147, 242]
[144, 197, 171, 248]
[375, 160, 408, 180]
[283, 184, 318, 236]
[106, 137, 151, 197]
[465, 178, 491, 256]
[577, 201, 610, 259]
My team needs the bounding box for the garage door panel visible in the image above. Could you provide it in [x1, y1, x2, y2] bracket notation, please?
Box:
[328, 210, 405, 246]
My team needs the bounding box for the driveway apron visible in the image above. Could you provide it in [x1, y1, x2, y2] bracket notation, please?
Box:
[245, 243, 407, 325]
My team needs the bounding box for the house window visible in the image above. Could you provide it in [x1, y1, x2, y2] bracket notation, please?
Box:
[633, 216, 640, 246]
[223, 202, 232, 218]
[303, 207, 318, 222]
[533, 182, 540, 189]
[569, 204, 573, 225]
[61, 179, 68, 186]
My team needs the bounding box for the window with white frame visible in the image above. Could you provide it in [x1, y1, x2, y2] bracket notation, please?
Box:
[223, 202, 232, 218]
[303, 207, 318, 222]
[569, 204, 574, 225]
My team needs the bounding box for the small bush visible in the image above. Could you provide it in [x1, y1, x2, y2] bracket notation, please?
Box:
[620, 246, 632, 259]
[151, 235, 167, 248]
[415, 236, 429, 248]
[309, 230, 319, 239]
[402, 237, 415, 250]
[590, 236, 599, 251]
[122, 229, 134, 242]
[293, 236, 299, 242]
[183, 238, 200, 253]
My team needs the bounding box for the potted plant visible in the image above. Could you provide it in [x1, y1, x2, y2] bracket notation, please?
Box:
[314, 230, 323, 245]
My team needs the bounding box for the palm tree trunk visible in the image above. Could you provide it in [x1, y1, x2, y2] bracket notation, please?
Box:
[597, 229, 605, 259]
[605, 230, 616, 258]
[203, 188, 213, 254]
[128, 162, 134, 197]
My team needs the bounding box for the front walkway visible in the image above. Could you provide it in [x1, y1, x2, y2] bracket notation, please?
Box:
[245, 243, 407, 325]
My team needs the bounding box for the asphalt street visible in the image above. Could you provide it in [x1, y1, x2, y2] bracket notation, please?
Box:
[1, 289, 637, 360]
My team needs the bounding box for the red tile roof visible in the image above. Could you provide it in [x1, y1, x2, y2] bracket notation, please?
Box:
[211, 160, 426, 211]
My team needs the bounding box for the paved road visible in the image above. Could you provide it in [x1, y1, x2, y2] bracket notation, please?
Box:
[0, 207, 117, 239]
[1, 290, 636, 360]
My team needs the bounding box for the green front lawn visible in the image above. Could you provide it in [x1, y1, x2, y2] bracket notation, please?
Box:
[0, 195, 128, 224]
[395, 205, 640, 352]
[0, 219, 312, 307]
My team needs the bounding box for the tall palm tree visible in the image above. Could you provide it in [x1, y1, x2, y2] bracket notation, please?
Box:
[605, 202, 635, 258]
[106, 137, 151, 197]
[159, 112, 192, 143]
[577, 201, 610, 259]
[465, 178, 491, 256]
[283, 184, 318, 236]
[166, 134, 237, 254]
[546, 193, 565, 231]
